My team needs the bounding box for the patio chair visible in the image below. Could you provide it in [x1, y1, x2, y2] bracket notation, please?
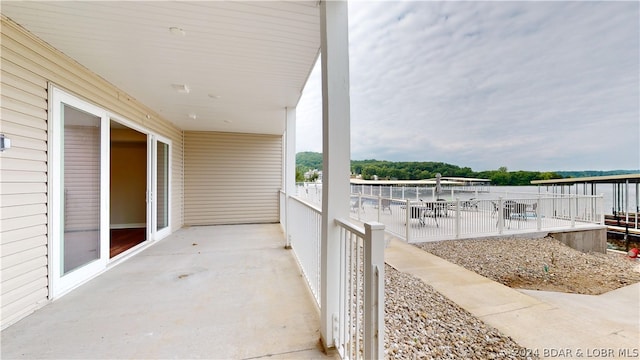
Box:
[461, 198, 479, 211]
[402, 200, 438, 227]
[491, 201, 499, 217]
[350, 198, 364, 213]
[496, 201, 514, 228]
[434, 199, 448, 217]
[527, 203, 538, 218]
[381, 198, 392, 214]
[510, 201, 528, 220]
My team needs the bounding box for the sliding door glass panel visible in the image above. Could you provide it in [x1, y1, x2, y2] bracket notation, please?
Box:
[62, 104, 101, 274]
[156, 141, 169, 231]
[110, 121, 148, 258]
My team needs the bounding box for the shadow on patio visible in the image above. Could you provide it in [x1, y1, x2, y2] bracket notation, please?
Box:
[1, 224, 334, 359]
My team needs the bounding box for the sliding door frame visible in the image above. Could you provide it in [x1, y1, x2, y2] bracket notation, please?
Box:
[48, 87, 110, 298]
[152, 135, 172, 240]
[47, 85, 172, 299]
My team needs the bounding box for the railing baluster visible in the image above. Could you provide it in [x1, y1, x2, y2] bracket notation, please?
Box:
[455, 198, 461, 239]
[537, 196, 542, 231]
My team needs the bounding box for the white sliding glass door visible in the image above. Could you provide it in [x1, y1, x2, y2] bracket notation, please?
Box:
[152, 137, 171, 240]
[50, 88, 109, 297]
[49, 87, 172, 298]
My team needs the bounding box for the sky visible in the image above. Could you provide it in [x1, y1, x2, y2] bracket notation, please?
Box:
[295, 1, 640, 172]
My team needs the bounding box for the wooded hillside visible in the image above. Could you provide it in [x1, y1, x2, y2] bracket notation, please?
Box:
[296, 152, 565, 186]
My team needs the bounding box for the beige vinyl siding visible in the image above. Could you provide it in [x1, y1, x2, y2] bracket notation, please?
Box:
[0, 15, 184, 329]
[184, 131, 282, 225]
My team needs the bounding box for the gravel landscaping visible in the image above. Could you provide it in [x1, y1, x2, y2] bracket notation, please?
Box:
[385, 265, 537, 359]
[382, 236, 640, 359]
[414, 236, 640, 295]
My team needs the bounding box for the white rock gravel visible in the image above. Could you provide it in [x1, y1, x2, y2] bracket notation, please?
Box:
[383, 235, 640, 359]
[414, 236, 640, 295]
[385, 265, 537, 359]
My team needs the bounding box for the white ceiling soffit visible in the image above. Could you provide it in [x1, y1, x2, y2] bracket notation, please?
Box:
[1, 1, 321, 135]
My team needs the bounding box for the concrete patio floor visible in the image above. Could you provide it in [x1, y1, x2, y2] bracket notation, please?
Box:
[1, 224, 335, 359]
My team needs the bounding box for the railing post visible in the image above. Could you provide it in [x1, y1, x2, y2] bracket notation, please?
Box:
[377, 195, 382, 222]
[363, 222, 385, 360]
[570, 195, 575, 228]
[405, 199, 411, 243]
[599, 194, 605, 225]
[285, 194, 292, 249]
[358, 194, 363, 221]
[536, 196, 542, 231]
[498, 197, 504, 234]
[455, 198, 461, 239]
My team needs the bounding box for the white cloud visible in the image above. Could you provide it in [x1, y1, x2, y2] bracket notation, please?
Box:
[296, 1, 640, 171]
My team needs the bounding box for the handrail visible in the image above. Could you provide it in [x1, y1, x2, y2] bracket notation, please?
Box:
[291, 194, 322, 214]
[335, 217, 365, 236]
[334, 218, 385, 360]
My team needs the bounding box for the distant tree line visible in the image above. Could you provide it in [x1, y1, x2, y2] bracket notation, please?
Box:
[296, 152, 564, 186]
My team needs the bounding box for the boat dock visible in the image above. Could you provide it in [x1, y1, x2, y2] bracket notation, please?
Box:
[532, 174, 640, 238]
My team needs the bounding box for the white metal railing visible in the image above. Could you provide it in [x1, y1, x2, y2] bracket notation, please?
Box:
[334, 218, 385, 360]
[296, 182, 322, 206]
[349, 193, 604, 243]
[288, 196, 322, 306]
[285, 192, 385, 360]
[279, 190, 287, 244]
[350, 184, 489, 200]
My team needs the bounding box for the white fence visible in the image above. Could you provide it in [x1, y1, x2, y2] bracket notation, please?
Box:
[334, 219, 385, 360]
[297, 182, 323, 206]
[288, 196, 322, 305]
[350, 194, 604, 243]
[350, 184, 487, 200]
[279, 190, 287, 245]
[284, 193, 385, 359]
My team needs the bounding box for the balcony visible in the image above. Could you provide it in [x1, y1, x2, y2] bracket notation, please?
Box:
[0, 224, 337, 359]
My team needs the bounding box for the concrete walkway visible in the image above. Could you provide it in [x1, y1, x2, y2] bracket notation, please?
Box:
[385, 237, 640, 359]
[1, 224, 335, 359]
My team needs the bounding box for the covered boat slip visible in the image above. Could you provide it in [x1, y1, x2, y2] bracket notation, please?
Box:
[532, 174, 640, 231]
